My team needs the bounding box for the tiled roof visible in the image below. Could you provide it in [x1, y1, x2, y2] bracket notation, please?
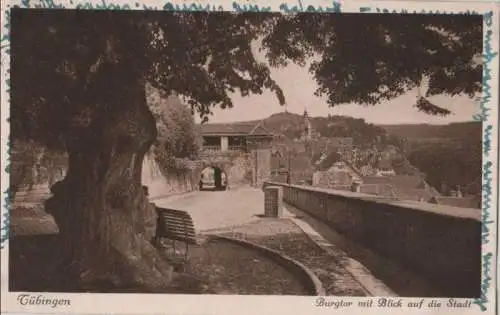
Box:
[361, 175, 441, 201]
[314, 171, 354, 187]
[199, 122, 273, 136]
[362, 175, 425, 189]
[429, 196, 480, 209]
[316, 152, 343, 171]
[376, 159, 393, 170]
[360, 184, 397, 197]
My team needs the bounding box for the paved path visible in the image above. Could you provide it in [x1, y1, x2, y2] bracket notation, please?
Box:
[153, 186, 291, 232]
[154, 187, 438, 297]
[153, 186, 394, 295]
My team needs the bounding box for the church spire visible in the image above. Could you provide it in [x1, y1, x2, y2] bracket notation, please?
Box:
[302, 107, 312, 140]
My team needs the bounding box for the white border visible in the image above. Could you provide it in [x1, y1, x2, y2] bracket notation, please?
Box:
[1, 1, 498, 314]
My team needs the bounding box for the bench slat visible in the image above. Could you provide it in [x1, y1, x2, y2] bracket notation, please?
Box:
[159, 217, 194, 225]
[160, 234, 198, 244]
[158, 217, 195, 228]
[158, 213, 194, 222]
[158, 213, 192, 221]
[160, 227, 196, 235]
[156, 208, 192, 217]
[160, 227, 196, 236]
[155, 207, 197, 245]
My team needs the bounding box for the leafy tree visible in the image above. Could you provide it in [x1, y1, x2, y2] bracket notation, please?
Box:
[146, 84, 201, 170]
[407, 140, 482, 196]
[10, 10, 481, 291]
[262, 13, 481, 110]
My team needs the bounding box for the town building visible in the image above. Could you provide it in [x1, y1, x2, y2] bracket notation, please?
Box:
[361, 175, 440, 201]
[374, 159, 396, 176]
[199, 121, 274, 153]
[312, 152, 362, 189]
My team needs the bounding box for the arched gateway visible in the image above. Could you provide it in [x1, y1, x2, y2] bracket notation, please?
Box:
[198, 121, 274, 188]
[199, 163, 229, 190]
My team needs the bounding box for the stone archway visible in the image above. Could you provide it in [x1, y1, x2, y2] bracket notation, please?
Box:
[213, 166, 223, 189]
[199, 151, 256, 189]
[199, 164, 229, 191]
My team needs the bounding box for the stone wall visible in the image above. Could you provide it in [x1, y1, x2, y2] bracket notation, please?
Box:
[252, 149, 271, 188]
[141, 155, 201, 199]
[11, 145, 199, 206]
[263, 181, 482, 298]
[227, 155, 252, 186]
[198, 148, 272, 188]
[199, 151, 253, 187]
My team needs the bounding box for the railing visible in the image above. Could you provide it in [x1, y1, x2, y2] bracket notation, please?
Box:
[201, 145, 246, 153]
[228, 145, 245, 152]
[201, 145, 221, 152]
[263, 181, 481, 298]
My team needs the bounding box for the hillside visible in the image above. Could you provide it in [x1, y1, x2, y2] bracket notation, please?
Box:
[241, 112, 305, 138]
[379, 121, 482, 141]
[246, 112, 388, 146]
[380, 121, 482, 197]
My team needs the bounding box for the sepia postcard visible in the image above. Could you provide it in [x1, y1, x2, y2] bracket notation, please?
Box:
[0, 0, 498, 314]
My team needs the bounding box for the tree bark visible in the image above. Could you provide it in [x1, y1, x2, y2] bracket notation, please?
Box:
[44, 66, 173, 292]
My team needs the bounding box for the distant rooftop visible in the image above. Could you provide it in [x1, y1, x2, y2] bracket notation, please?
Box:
[429, 196, 480, 209]
[363, 175, 426, 189]
[199, 122, 273, 136]
[315, 152, 343, 171]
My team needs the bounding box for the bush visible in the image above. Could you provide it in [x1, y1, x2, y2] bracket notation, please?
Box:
[146, 84, 202, 173]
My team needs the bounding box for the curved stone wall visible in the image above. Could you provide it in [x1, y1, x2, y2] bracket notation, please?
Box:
[263, 181, 481, 298]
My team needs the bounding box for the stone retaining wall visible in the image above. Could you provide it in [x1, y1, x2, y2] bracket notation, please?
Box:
[142, 155, 201, 199]
[263, 181, 481, 298]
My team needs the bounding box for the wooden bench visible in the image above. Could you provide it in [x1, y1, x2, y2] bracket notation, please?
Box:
[153, 207, 197, 269]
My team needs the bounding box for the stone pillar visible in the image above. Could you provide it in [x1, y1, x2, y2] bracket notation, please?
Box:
[264, 186, 283, 218]
[312, 172, 320, 186]
[251, 150, 257, 187]
[253, 149, 271, 187]
[221, 136, 229, 152]
[351, 181, 361, 193]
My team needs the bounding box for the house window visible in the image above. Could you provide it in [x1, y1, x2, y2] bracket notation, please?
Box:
[228, 136, 246, 151]
[203, 136, 221, 151]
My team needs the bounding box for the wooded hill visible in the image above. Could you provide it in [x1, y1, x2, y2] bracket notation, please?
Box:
[380, 121, 482, 197]
[245, 112, 390, 146]
[380, 121, 481, 142]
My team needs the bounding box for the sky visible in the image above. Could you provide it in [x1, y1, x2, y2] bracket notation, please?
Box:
[194, 42, 480, 126]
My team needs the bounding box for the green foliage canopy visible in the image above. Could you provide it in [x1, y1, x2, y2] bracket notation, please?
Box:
[11, 10, 482, 149]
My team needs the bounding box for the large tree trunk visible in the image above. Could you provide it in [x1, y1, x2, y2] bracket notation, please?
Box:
[44, 66, 173, 292]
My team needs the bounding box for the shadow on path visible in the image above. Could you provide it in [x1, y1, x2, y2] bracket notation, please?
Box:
[208, 218, 369, 296]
